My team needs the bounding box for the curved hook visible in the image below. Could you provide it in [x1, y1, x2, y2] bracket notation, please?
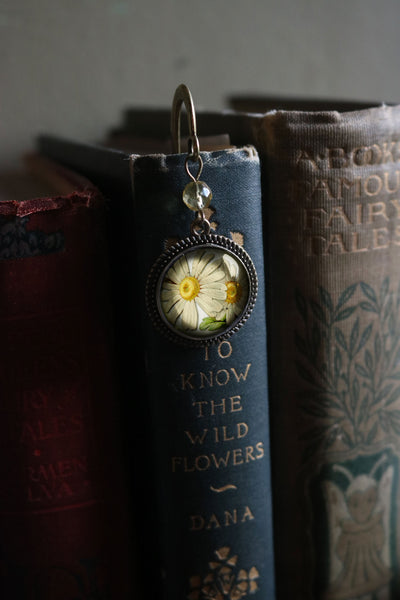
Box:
[170, 84, 200, 157]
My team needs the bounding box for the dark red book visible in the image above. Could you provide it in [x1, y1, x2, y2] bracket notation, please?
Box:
[0, 156, 134, 599]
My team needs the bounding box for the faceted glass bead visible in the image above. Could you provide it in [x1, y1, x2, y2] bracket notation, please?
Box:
[182, 181, 212, 211]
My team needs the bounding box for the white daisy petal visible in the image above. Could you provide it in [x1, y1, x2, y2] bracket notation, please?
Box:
[166, 298, 187, 324]
[201, 285, 227, 300]
[161, 294, 181, 313]
[181, 300, 198, 329]
[197, 294, 225, 315]
[200, 259, 224, 279]
[191, 251, 215, 277]
[222, 255, 238, 279]
[167, 256, 190, 284]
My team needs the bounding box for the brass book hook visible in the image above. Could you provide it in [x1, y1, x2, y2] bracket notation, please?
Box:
[170, 84, 200, 158]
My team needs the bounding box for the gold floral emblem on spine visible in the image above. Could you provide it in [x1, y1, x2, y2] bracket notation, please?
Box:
[187, 546, 259, 600]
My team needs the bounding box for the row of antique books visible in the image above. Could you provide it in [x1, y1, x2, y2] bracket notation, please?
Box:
[1, 90, 400, 599]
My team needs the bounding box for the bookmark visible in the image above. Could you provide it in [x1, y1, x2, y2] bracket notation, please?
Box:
[146, 84, 258, 346]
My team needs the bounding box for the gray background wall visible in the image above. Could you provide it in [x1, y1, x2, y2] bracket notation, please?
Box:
[1, 0, 400, 172]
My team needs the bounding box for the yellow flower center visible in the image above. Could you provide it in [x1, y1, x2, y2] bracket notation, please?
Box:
[225, 281, 241, 304]
[179, 276, 200, 301]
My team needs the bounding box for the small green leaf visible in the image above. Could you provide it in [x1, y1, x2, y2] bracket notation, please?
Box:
[360, 301, 378, 313]
[199, 316, 226, 331]
[378, 410, 390, 432]
[208, 320, 226, 331]
[336, 283, 358, 310]
[334, 348, 342, 379]
[380, 277, 390, 305]
[373, 384, 393, 406]
[352, 377, 360, 404]
[335, 306, 357, 322]
[358, 394, 370, 424]
[388, 313, 396, 336]
[385, 386, 400, 407]
[356, 323, 373, 355]
[355, 363, 369, 378]
[365, 349, 373, 372]
[310, 300, 326, 325]
[374, 334, 382, 363]
[199, 317, 214, 330]
[389, 413, 400, 435]
[388, 371, 400, 380]
[383, 295, 393, 322]
[350, 317, 360, 355]
[335, 327, 348, 352]
[360, 281, 377, 304]
[319, 287, 333, 313]
[366, 422, 378, 444]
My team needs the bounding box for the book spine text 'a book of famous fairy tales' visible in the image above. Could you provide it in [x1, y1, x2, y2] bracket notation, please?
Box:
[256, 104, 400, 599]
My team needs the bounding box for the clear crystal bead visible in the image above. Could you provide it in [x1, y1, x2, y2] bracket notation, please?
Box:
[182, 181, 212, 211]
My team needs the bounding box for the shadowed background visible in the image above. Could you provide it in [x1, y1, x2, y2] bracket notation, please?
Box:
[1, 0, 400, 171]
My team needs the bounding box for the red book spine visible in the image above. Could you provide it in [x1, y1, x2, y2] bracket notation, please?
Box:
[0, 187, 133, 598]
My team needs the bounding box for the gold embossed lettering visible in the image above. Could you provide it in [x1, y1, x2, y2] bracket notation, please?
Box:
[384, 170, 400, 193]
[211, 452, 231, 468]
[181, 372, 195, 391]
[184, 429, 208, 445]
[323, 233, 347, 255]
[230, 395, 243, 412]
[326, 206, 352, 228]
[189, 505, 255, 531]
[312, 179, 335, 200]
[232, 448, 244, 465]
[364, 175, 383, 197]
[206, 514, 221, 529]
[199, 371, 213, 388]
[192, 400, 208, 418]
[215, 369, 230, 386]
[255, 442, 265, 459]
[349, 232, 369, 253]
[304, 207, 328, 229]
[218, 341, 232, 359]
[230, 364, 251, 382]
[245, 446, 255, 461]
[211, 397, 227, 415]
[213, 423, 248, 443]
[296, 150, 319, 169]
[224, 509, 238, 526]
[242, 505, 255, 522]
[389, 198, 400, 217]
[372, 227, 390, 249]
[327, 147, 349, 169]
[367, 202, 389, 223]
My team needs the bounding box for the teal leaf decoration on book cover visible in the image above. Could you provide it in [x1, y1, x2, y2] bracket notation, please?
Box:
[295, 279, 400, 457]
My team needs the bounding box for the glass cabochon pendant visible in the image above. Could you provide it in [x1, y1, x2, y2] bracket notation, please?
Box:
[146, 84, 258, 347]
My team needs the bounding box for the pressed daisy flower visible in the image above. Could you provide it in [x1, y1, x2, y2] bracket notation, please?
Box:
[215, 255, 248, 325]
[160, 250, 226, 330]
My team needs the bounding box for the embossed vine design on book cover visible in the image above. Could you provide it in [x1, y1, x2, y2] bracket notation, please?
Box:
[295, 279, 400, 598]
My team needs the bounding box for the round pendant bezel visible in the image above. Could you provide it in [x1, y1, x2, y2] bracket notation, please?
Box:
[146, 233, 258, 347]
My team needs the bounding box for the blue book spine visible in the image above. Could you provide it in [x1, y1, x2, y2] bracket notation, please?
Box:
[131, 146, 275, 600]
